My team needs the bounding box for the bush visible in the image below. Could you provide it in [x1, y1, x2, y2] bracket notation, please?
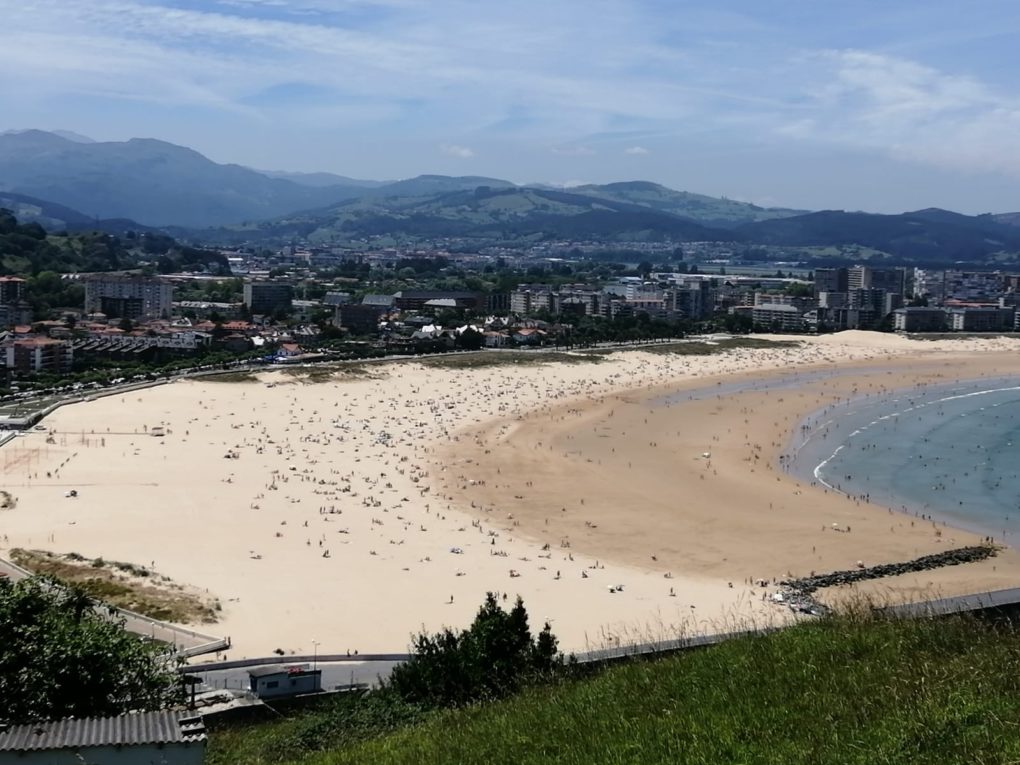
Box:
[0, 576, 182, 723]
[385, 593, 562, 708]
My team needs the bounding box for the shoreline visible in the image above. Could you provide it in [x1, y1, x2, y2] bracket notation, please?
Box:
[436, 344, 1020, 609]
[786, 373, 1020, 544]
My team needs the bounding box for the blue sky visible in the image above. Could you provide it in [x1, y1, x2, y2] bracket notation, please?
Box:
[2, 0, 1020, 213]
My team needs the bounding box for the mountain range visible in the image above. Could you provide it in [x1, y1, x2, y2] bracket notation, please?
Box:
[0, 130, 801, 230]
[1, 130, 1020, 265]
[0, 130, 374, 228]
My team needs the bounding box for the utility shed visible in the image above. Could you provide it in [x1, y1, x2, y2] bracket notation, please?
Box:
[0, 710, 206, 765]
[248, 665, 323, 699]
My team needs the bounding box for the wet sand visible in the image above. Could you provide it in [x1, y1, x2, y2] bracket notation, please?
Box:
[439, 350, 1020, 600]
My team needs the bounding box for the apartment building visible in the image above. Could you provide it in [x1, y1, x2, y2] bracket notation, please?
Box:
[84, 276, 174, 320]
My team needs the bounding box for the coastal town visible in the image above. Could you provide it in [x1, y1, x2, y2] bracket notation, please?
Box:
[8, 0, 1020, 760]
[4, 240, 1020, 394]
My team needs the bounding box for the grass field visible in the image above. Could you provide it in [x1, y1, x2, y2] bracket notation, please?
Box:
[584, 337, 802, 356]
[201, 371, 259, 383]
[208, 611, 1020, 765]
[414, 351, 602, 369]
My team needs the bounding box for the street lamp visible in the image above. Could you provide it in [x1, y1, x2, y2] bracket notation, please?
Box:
[311, 639, 320, 673]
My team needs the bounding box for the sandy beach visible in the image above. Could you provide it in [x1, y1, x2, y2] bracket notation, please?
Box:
[3, 332, 1020, 660]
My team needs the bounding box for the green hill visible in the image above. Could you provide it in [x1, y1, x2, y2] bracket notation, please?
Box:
[0, 209, 229, 316]
[209, 613, 1020, 765]
[569, 181, 806, 227]
[0, 191, 152, 235]
[738, 209, 1020, 263]
[371, 175, 516, 197]
[215, 186, 728, 245]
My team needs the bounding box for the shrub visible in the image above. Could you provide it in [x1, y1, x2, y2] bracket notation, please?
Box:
[385, 593, 562, 708]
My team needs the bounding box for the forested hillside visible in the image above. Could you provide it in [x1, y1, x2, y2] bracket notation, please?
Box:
[0, 209, 229, 317]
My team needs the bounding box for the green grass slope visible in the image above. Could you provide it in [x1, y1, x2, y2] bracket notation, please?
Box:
[222, 186, 728, 245]
[737, 210, 1020, 263]
[212, 614, 1020, 765]
[569, 181, 807, 227]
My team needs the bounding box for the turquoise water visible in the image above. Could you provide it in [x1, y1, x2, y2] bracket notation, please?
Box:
[789, 377, 1020, 544]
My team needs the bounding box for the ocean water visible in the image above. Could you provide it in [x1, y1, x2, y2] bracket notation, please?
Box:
[788, 376, 1020, 543]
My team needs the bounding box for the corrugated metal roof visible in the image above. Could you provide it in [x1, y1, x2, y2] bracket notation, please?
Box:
[0, 711, 205, 752]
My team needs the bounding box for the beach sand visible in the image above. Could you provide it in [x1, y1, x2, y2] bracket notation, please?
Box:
[3, 332, 1020, 659]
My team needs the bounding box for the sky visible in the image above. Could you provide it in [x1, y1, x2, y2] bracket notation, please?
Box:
[2, 0, 1020, 214]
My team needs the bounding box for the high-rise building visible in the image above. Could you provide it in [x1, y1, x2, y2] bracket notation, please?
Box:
[3, 337, 74, 373]
[243, 281, 294, 315]
[84, 276, 173, 320]
[0, 276, 26, 305]
[847, 266, 907, 295]
[914, 270, 1003, 304]
[0, 276, 31, 327]
[813, 268, 848, 297]
[669, 282, 713, 319]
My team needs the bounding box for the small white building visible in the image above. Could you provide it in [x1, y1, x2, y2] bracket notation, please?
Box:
[0, 710, 206, 765]
[248, 665, 322, 699]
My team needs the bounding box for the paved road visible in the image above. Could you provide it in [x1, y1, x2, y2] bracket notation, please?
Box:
[193, 660, 402, 693]
[185, 586, 1020, 701]
[882, 586, 1020, 618]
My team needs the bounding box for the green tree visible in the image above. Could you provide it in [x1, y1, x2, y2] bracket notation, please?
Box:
[0, 576, 183, 723]
[785, 282, 813, 298]
[456, 327, 484, 351]
[385, 593, 562, 708]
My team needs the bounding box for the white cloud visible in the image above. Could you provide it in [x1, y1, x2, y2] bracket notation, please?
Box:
[784, 50, 1020, 177]
[0, 0, 756, 134]
[6, 0, 1020, 211]
[441, 143, 475, 159]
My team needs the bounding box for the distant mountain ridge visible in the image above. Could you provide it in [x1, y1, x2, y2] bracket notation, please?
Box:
[736, 208, 1020, 262]
[0, 130, 372, 228]
[3, 130, 1020, 264]
[566, 181, 806, 228]
[0, 130, 810, 230]
[226, 185, 726, 244]
[0, 191, 151, 234]
[258, 170, 387, 189]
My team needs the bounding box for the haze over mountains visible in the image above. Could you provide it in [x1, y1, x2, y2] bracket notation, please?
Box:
[0, 130, 374, 228]
[0, 130, 804, 230]
[2, 130, 1020, 265]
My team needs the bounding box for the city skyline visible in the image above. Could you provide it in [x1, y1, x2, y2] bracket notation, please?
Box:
[3, 1, 1020, 214]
